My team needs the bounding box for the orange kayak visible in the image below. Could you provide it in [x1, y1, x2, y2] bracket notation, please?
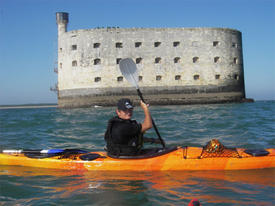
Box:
[0, 146, 274, 171]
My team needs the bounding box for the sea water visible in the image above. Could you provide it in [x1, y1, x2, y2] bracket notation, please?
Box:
[0, 101, 274, 205]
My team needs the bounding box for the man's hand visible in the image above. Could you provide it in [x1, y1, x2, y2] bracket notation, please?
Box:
[140, 100, 149, 111]
[140, 100, 152, 133]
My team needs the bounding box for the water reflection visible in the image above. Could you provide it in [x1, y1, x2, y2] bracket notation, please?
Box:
[1, 166, 274, 205]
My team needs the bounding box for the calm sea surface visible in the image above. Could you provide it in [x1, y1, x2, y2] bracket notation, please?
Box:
[0, 101, 274, 205]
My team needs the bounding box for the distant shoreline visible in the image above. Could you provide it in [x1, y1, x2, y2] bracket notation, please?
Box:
[0, 105, 57, 110]
[0, 100, 273, 110]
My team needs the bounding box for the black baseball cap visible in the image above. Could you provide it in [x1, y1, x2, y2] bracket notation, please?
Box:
[117, 98, 134, 111]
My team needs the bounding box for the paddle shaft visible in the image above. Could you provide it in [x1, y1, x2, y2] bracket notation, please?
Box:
[2, 149, 63, 154]
[2, 149, 87, 154]
[137, 89, 166, 148]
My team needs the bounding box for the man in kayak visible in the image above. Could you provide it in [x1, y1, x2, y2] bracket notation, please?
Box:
[104, 98, 153, 156]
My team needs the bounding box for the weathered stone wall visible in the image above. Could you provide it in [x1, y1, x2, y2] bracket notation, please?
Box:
[56, 12, 246, 108]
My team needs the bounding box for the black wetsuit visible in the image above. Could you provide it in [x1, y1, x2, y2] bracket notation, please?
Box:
[104, 116, 143, 156]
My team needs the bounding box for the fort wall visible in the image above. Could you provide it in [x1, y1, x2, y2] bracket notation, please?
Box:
[56, 12, 246, 108]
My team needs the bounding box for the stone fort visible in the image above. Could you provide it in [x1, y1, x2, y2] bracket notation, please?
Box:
[56, 12, 246, 108]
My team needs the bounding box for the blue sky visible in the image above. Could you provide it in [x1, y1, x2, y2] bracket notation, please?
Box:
[0, 0, 274, 105]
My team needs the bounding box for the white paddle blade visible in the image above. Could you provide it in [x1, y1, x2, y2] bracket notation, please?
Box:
[119, 58, 139, 89]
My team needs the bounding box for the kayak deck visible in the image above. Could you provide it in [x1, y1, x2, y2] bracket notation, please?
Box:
[0, 147, 274, 171]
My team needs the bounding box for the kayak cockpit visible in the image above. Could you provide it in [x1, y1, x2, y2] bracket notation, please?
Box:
[107, 146, 178, 159]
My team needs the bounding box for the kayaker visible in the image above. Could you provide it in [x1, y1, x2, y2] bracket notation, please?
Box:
[104, 98, 153, 156]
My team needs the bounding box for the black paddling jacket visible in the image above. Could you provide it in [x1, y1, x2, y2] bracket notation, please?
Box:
[104, 116, 143, 156]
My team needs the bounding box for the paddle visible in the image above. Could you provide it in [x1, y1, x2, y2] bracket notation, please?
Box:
[2, 149, 65, 154]
[119, 58, 166, 148]
[2, 149, 88, 158]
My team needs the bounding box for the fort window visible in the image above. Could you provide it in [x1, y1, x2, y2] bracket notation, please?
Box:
[215, 74, 220, 80]
[94, 58, 101, 65]
[139, 76, 143, 81]
[135, 42, 142, 47]
[71, 45, 77, 50]
[193, 57, 199, 63]
[234, 74, 239, 80]
[95, 77, 101, 82]
[175, 75, 181, 80]
[213, 41, 219, 47]
[214, 57, 220, 63]
[117, 76, 123, 82]
[59, 48, 62, 52]
[116, 58, 122, 64]
[59, 63, 62, 69]
[193, 75, 200, 80]
[232, 43, 237, 48]
[155, 57, 161, 64]
[154, 42, 161, 47]
[136, 58, 142, 64]
[94, 43, 100, 48]
[174, 57, 180, 63]
[116, 42, 123, 48]
[233, 57, 238, 64]
[72, 60, 77, 67]
[156, 75, 162, 81]
[173, 41, 180, 47]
